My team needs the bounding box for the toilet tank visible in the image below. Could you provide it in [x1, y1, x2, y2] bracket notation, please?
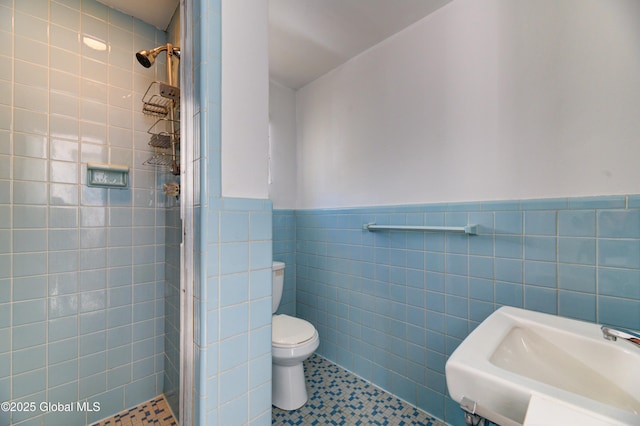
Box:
[272, 261, 285, 314]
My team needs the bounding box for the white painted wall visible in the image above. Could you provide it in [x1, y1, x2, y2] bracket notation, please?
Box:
[269, 81, 298, 209]
[294, 0, 640, 209]
[221, 0, 270, 199]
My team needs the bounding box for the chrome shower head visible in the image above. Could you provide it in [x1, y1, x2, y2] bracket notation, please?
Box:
[136, 45, 167, 68]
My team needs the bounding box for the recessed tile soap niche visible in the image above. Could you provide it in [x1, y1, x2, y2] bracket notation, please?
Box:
[86, 162, 129, 189]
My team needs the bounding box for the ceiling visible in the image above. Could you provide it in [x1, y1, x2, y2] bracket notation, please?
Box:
[269, 0, 452, 89]
[96, 0, 179, 30]
[98, 0, 452, 90]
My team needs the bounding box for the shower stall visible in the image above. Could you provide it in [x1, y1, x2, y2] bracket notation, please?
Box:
[2, 0, 272, 424]
[0, 0, 188, 424]
[135, 39, 183, 421]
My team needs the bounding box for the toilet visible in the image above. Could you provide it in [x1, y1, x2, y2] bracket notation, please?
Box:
[271, 261, 319, 410]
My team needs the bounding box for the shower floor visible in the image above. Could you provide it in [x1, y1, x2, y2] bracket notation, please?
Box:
[91, 395, 177, 426]
[272, 354, 447, 425]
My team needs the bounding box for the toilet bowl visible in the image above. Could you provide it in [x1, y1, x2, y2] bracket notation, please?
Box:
[271, 261, 319, 410]
[272, 314, 319, 410]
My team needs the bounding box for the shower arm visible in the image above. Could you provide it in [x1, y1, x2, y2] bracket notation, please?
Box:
[166, 43, 180, 175]
[166, 43, 177, 86]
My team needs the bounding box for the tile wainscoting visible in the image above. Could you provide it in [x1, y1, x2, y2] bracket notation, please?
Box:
[274, 195, 640, 425]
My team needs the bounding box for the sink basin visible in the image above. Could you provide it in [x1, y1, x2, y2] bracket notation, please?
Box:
[446, 307, 640, 426]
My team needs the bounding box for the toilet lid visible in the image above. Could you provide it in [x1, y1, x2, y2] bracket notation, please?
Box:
[272, 314, 316, 347]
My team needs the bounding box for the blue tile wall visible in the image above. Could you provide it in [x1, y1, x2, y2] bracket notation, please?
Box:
[163, 203, 181, 418]
[273, 195, 640, 426]
[162, 8, 181, 419]
[2, 0, 170, 424]
[192, 0, 272, 423]
[199, 198, 272, 426]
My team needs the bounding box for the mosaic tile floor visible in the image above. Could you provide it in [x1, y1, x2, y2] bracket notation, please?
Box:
[92, 395, 177, 426]
[272, 354, 448, 426]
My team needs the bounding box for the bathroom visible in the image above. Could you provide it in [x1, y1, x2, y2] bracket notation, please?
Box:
[1, 0, 640, 425]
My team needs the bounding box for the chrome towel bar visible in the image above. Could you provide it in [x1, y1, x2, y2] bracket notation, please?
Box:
[363, 223, 478, 235]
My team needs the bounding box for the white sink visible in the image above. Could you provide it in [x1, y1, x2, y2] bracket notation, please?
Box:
[445, 307, 640, 426]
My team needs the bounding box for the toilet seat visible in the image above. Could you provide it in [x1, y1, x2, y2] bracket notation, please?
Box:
[272, 314, 317, 348]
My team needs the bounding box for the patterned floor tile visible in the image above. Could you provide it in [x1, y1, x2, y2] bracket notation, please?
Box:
[91, 395, 177, 426]
[272, 354, 448, 426]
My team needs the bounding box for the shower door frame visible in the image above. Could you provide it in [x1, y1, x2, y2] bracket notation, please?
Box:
[179, 0, 195, 424]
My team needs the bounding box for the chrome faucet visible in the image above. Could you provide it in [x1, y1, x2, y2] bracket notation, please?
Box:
[601, 325, 640, 348]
